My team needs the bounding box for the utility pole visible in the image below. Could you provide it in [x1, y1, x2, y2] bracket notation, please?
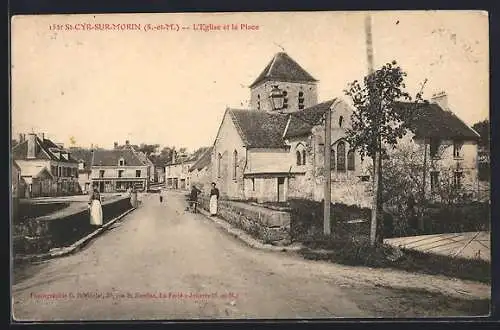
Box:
[365, 14, 379, 246]
[324, 106, 332, 235]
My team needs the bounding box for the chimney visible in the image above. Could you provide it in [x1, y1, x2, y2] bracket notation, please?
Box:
[125, 140, 130, 147]
[27, 133, 36, 159]
[114, 142, 118, 149]
[172, 150, 176, 164]
[18, 134, 24, 143]
[37, 133, 45, 141]
[431, 91, 449, 111]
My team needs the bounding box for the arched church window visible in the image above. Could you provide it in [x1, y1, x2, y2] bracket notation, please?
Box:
[233, 150, 238, 180]
[337, 141, 346, 171]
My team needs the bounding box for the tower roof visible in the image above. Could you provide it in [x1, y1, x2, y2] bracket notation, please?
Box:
[249, 52, 318, 88]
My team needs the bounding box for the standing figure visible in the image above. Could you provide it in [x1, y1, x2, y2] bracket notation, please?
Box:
[159, 187, 166, 203]
[209, 182, 219, 216]
[189, 185, 201, 213]
[89, 188, 103, 227]
[130, 185, 138, 208]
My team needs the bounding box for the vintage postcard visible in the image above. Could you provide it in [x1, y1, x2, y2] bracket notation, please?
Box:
[11, 11, 490, 321]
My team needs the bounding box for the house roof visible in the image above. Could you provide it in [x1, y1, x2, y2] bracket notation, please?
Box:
[394, 102, 480, 140]
[249, 52, 318, 88]
[69, 148, 93, 171]
[284, 99, 337, 138]
[18, 163, 54, 179]
[92, 149, 146, 166]
[189, 147, 213, 172]
[228, 109, 290, 148]
[12, 136, 78, 163]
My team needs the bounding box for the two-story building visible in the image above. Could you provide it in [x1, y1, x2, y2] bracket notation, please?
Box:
[12, 133, 80, 197]
[165, 155, 195, 190]
[211, 52, 480, 207]
[90, 148, 149, 192]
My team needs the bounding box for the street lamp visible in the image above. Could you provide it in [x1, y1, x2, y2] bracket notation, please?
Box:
[269, 85, 285, 111]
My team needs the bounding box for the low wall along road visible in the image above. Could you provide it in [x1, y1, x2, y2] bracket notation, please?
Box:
[199, 197, 291, 245]
[13, 195, 135, 256]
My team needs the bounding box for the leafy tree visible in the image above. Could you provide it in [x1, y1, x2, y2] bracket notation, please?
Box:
[137, 143, 159, 157]
[344, 60, 424, 245]
[472, 119, 490, 150]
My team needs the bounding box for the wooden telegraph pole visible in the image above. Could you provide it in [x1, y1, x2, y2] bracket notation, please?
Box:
[324, 104, 332, 235]
[365, 14, 380, 246]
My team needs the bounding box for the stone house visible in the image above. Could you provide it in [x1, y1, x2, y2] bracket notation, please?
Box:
[165, 156, 195, 190]
[18, 164, 55, 198]
[211, 52, 480, 207]
[188, 146, 213, 192]
[393, 94, 481, 200]
[153, 161, 166, 183]
[90, 148, 149, 192]
[12, 133, 80, 196]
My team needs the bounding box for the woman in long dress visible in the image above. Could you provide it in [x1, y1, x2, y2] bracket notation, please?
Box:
[89, 188, 103, 227]
[209, 182, 219, 216]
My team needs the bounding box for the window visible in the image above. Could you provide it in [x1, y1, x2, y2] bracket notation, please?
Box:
[330, 148, 336, 170]
[302, 150, 306, 165]
[453, 171, 463, 189]
[251, 178, 255, 191]
[339, 116, 344, 128]
[217, 153, 222, 178]
[136, 170, 141, 178]
[298, 91, 304, 110]
[233, 150, 238, 180]
[283, 91, 288, 109]
[99, 170, 105, 178]
[257, 94, 260, 110]
[453, 141, 463, 158]
[118, 170, 124, 178]
[58, 167, 62, 177]
[296, 151, 301, 165]
[119, 158, 125, 166]
[430, 171, 439, 192]
[78, 161, 84, 170]
[429, 139, 440, 158]
[347, 149, 355, 171]
[337, 141, 346, 171]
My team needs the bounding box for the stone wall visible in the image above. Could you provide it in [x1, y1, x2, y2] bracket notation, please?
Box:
[13, 196, 134, 255]
[199, 197, 291, 245]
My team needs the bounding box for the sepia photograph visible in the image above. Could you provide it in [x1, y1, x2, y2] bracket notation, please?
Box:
[10, 10, 490, 321]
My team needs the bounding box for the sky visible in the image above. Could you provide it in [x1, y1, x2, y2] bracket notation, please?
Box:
[11, 11, 489, 151]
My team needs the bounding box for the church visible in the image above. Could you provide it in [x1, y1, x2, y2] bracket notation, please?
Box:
[211, 52, 373, 206]
[211, 52, 480, 207]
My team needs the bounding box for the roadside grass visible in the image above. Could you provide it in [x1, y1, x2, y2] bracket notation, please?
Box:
[300, 236, 491, 284]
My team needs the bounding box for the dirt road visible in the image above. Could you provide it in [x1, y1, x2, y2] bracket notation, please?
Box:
[12, 192, 490, 320]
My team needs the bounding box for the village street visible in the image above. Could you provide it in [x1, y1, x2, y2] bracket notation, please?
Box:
[12, 192, 490, 321]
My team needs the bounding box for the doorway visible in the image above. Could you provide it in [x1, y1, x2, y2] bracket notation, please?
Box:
[277, 177, 285, 202]
[99, 181, 104, 193]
